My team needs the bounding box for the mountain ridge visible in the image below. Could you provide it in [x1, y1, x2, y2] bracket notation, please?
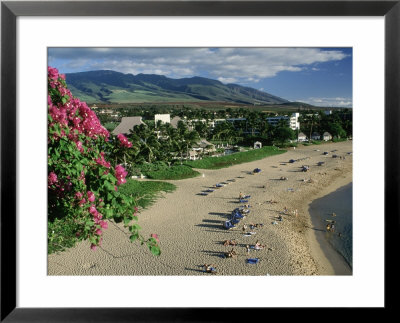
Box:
[64, 70, 291, 105]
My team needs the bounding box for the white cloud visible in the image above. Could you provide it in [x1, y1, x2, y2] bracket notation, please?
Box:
[217, 77, 238, 84]
[296, 97, 353, 107]
[49, 47, 349, 83]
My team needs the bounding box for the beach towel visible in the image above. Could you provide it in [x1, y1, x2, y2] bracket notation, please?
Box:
[239, 199, 249, 203]
[247, 258, 259, 264]
[244, 195, 251, 198]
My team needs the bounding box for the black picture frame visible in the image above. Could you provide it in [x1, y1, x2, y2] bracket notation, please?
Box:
[1, 1, 398, 321]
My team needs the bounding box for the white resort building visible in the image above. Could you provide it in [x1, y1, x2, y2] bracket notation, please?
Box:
[266, 112, 300, 131]
[154, 114, 171, 125]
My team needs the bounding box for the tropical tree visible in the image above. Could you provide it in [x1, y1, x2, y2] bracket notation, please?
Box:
[274, 125, 296, 146]
[299, 111, 320, 142]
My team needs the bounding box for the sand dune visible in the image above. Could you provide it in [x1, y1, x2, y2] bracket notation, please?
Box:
[48, 141, 352, 276]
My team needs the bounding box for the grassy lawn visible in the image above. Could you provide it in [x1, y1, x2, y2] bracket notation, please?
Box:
[118, 179, 177, 209]
[184, 146, 286, 170]
[143, 164, 201, 180]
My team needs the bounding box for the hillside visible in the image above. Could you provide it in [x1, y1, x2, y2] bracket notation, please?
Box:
[65, 70, 290, 105]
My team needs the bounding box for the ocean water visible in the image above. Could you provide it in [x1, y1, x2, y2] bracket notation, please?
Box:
[309, 183, 353, 269]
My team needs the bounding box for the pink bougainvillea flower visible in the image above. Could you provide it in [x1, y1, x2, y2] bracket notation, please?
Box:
[48, 66, 59, 80]
[115, 164, 128, 185]
[87, 191, 95, 202]
[95, 152, 111, 168]
[100, 221, 108, 229]
[79, 198, 86, 207]
[117, 133, 133, 148]
[95, 229, 102, 236]
[75, 141, 84, 153]
[75, 191, 83, 200]
[90, 244, 97, 251]
[89, 204, 98, 216]
[151, 233, 160, 243]
[48, 172, 58, 186]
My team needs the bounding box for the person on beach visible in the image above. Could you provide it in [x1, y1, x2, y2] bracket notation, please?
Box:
[223, 239, 237, 246]
[225, 248, 237, 258]
[246, 245, 251, 253]
[283, 207, 288, 214]
[242, 224, 247, 232]
[239, 192, 244, 200]
[204, 264, 217, 273]
[326, 223, 331, 232]
[254, 241, 265, 250]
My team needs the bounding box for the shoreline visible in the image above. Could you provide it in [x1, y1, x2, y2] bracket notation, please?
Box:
[306, 178, 353, 275]
[48, 141, 353, 276]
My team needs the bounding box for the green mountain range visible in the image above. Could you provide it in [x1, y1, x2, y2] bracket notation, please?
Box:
[65, 70, 290, 105]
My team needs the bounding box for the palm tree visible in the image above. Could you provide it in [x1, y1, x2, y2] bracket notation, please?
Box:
[299, 111, 320, 142]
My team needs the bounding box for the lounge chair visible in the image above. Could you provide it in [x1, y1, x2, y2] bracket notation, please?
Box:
[231, 217, 241, 224]
[247, 258, 259, 264]
[232, 212, 244, 219]
[223, 220, 235, 229]
[239, 205, 251, 209]
[239, 199, 249, 203]
[244, 195, 251, 199]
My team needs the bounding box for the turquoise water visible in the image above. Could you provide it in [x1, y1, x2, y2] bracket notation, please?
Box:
[309, 183, 353, 268]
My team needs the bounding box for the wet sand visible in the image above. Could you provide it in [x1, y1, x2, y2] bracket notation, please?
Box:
[308, 182, 353, 275]
[48, 140, 353, 276]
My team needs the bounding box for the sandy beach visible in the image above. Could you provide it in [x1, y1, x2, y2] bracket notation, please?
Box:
[48, 140, 353, 276]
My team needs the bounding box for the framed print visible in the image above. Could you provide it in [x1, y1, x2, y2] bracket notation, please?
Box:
[1, 0, 399, 321]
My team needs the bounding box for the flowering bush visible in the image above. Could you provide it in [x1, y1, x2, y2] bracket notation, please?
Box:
[47, 66, 160, 255]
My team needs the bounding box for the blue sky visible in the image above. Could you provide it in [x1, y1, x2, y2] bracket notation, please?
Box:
[48, 47, 352, 107]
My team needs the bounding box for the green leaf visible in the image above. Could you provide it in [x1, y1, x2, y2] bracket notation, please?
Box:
[129, 234, 138, 242]
[150, 246, 161, 256]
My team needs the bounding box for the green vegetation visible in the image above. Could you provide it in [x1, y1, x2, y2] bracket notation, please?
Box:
[144, 165, 200, 180]
[118, 179, 176, 209]
[104, 122, 119, 131]
[184, 146, 285, 169]
[65, 70, 288, 105]
[130, 162, 201, 180]
[311, 140, 322, 145]
[332, 137, 348, 142]
[48, 217, 84, 254]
